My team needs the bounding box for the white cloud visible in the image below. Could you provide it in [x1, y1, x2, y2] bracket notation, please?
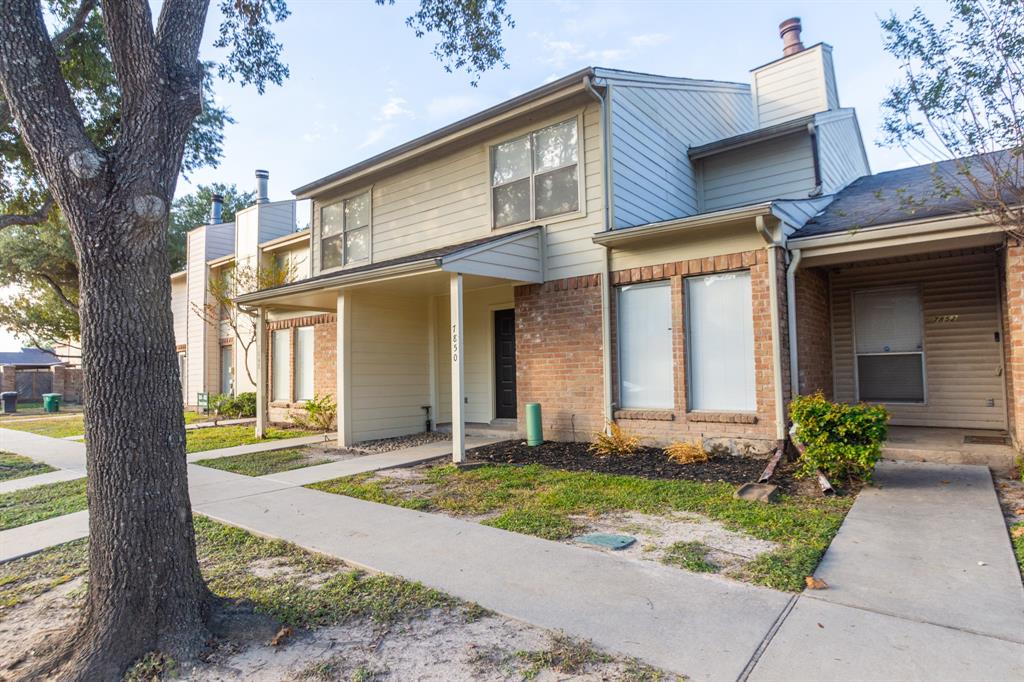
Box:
[301, 132, 322, 143]
[629, 33, 670, 48]
[360, 123, 395, 149]
[426, 94, 484, 120]
[531, 33, 629, 69]
[379, 95, 412, 121]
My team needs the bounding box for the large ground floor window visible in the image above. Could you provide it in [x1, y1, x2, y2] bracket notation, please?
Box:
[686, 271, 755, 412]
[294, 326, 314, 401]
[617, 281, 673, 409]
[853, 286, 925, 403]
[271, 329, 290, 402]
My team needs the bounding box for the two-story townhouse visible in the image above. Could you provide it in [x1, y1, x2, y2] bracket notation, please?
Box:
[236, 18, 1024, 473]
[172, 170, 309, 408]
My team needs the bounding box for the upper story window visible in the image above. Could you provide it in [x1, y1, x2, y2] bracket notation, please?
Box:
[321, 191, 370, 269]
[491, 118, 579, 228]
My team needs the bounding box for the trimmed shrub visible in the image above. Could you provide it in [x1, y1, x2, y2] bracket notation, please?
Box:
[209, 392, 257, 419]
[292, 394, 337, 432]
[588, 421, 644, 457]
[789, 392, 888, 483]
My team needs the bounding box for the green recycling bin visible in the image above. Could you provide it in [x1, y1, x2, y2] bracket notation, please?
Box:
[42, 393, 62, 413]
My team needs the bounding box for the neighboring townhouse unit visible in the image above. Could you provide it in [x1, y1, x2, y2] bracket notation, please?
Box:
[234, 18, 1023, 470]
[172, 171, 308, 408]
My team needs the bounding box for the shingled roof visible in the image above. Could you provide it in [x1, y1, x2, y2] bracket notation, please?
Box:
[0, 347, 62, 367]
[793, 151, 1020, 238]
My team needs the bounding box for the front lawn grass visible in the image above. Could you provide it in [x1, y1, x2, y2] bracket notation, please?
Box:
[1, 415, 85, 438]
[310, 463, 854, 592]
[0, 452, 56, 481]
[185, 426, 317, 454]
[1, 515, 464, 629]
[195, 448, 330, 477]
[0, 478, 87, 530]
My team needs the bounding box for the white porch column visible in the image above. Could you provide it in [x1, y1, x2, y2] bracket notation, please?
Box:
[449, 272, 466, 463]
[336, 289, 353, 447]
[255, 306, 268, 439]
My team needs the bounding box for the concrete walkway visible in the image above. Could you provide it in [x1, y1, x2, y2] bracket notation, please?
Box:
[0, 468, 84, 494]
[2, 428, 1022, 680]
[748, 460, 1024, 681]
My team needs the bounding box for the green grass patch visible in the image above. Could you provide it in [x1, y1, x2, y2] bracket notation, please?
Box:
[185, 426, 316, 453]
[1, 516, 467, 629]
[662, 541, 718, 573]
[195, 448, 330, 477]
[311, 462, 853, 592]
[0, 478, 87, 530]
[1, 415, 85, 438]
[1011, 522, 1024, 578]
[0, 452, 56, 481]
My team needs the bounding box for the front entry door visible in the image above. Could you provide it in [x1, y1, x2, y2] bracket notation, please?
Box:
[494, 309, 517, 419]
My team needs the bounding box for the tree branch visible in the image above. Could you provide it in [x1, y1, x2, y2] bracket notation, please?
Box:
[99, 0, 163, 118]
[52, 0, 98, 55]
[0, 195, 54, 231]
[36, 272, 78, 312]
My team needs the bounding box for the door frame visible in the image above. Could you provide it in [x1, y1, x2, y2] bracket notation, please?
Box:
[492, 307, 517, 420]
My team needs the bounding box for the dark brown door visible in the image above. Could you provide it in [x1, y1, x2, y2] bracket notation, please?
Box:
[494, 309, 517, 419]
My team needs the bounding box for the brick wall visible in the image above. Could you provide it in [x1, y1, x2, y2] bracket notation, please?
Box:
[514, 275, 605, 441]
[51, 365, 83, 403]
[514, 247, 786, 455]
[1002, 242, 1024, 447]
[266, 313, 336, 423]
[794, 266, 833, 398]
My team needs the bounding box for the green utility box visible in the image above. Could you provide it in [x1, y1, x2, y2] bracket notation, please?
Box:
[525, 402, 543, 446]
[42, 393, 62, 413]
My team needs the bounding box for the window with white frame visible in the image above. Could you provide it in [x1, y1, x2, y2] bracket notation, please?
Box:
[491, 118, 579, 228]
[294, 326, 314, 401]
[321, 191, 370, 269]
[617, 281, 673, 409]
[220, 345, 232, 395]
[854, 287, 925, 403]
[686, 272, 756, 411]
[271, 329, 290, 402]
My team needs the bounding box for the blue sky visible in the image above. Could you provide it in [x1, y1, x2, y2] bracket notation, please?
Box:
[180, 0, 947, 203]
[0, 0, 947, 352]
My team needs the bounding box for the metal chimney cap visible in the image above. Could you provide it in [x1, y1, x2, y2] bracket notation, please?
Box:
[211, 193, 224, 202]
[779, 17, 805, 57]
[254, 169, 270, 179]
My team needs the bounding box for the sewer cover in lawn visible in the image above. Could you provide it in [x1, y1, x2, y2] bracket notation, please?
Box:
[574, 533, 636, 550]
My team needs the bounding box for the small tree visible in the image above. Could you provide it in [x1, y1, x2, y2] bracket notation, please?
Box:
[191, 257, 295, 387]
[881, 0, 1024, 236]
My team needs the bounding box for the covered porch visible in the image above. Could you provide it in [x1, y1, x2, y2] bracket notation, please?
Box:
[237, 229, 544, 462]
[789, 212, 1018, 469]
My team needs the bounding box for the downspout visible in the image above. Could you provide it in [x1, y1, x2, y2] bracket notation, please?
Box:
[585, 75, 615, 428]
[756, 215, 788, 443]
[786, 249, 802, 398]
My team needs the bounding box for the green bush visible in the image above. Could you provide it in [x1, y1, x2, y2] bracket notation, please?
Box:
[293, 394, 336, 432]
[789, 392, 889, 483]
[209, 392, 257, 419]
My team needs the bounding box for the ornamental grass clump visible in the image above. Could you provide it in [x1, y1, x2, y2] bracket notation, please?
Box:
[588, 422, 644, 457]
[789, 392, 889, 483]
[665, 439, 709, 464]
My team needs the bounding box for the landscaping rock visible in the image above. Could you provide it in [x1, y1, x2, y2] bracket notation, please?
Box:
[703, 437, 776, 459]
[733, 482, 780, 504]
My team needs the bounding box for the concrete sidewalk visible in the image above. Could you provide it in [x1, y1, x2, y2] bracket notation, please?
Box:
[0, 428, 86, 472]
[0, 468, 84, 494]
[749, 460, 1024, 681]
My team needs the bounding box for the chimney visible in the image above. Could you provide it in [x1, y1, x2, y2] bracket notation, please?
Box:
[255, 169, 270, 204]
[208, 193, 223, 224]
[779, 17, 804, 57]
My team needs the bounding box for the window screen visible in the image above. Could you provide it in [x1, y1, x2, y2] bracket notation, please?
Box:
[220, 346, 232, 395]
[854, 287, 925, 403]
[491, 118, 578, 228]
[617, 282, 673, 409]
[686, 272, 756, 411]
[294, 326, 314, 401]
[271, 329, 290, 402]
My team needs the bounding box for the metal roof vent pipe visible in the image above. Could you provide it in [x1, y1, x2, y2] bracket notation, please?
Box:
[255, 169, 270, 204]
[779, 17, 804, 57]
[209, 193, 223, 224]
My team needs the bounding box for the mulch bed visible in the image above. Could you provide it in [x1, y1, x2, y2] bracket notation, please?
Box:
[467, 440, 821, 496]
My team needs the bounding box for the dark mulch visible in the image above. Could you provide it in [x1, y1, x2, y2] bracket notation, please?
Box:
[467, 440, 819, 496]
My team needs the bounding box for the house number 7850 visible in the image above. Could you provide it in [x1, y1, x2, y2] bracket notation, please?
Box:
[451, 324, 459, 362]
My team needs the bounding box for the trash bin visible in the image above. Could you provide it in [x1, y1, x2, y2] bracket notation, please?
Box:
[42, 393, 62, 413]
[0, 391, 16, 414]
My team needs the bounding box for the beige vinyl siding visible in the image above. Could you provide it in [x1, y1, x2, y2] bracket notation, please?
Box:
[700, 132, 816, 211]
[349, 291, 431, 441]
[830, 251, 1007, 429]
[434, 285, 515, 424]
[442, 230, 543, 282]
[752, 45, 837, 127]
[609, 223, 764, 271]
[184, 229, 207, 404]
[815, 110, 869, 195]
[171, 277, 187, 347]
[313, 103, 605, 281]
